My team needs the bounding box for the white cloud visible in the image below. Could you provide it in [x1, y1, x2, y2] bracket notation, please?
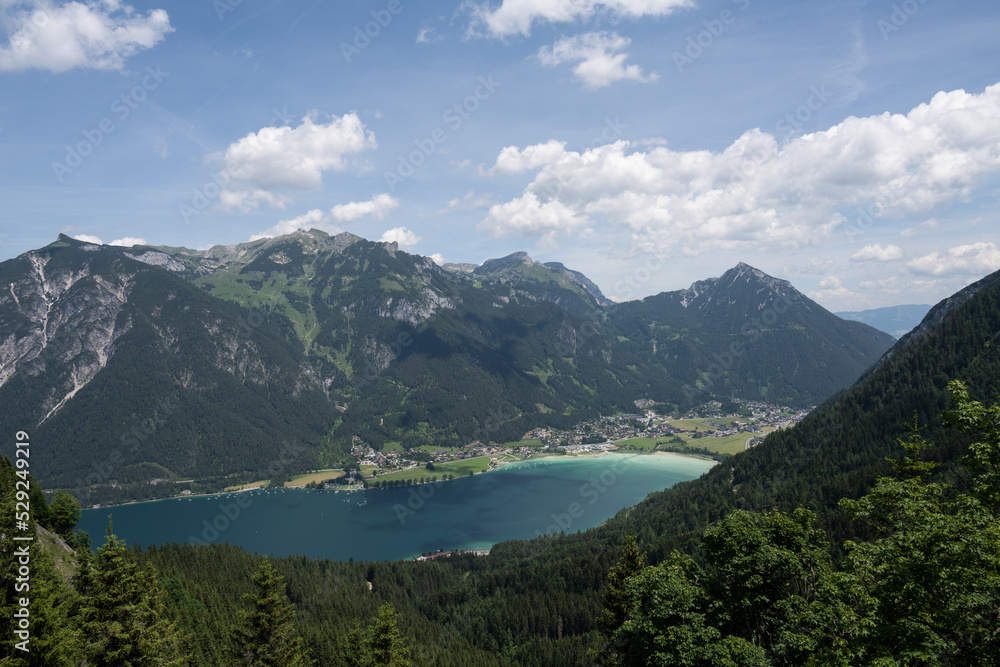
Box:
[0, 0, 172, 72]
[481, 83, 1000, 255]
[538, 32, 657, 89]
[429, 253, 445, 265]
[900, 218, 939, 238]
[329, 193, 399, 222]
[379, 226, 421, 249]
[808, 285, 865, 303]
[216, 113, 376, 211]
[490, 140, 568, 175]
[250, 193, 398, 241]
[467, 0, 693, 37]
[416, 26, 441, 43]
[906, 242, 1000, 277]
[71, 233, 102, 244]
[850, 243, 903, 262]
[859, 276, 900, 291]
[437, 190, 493, 214]
[109, 236, 145, 246]
[482, 191, 588, 239]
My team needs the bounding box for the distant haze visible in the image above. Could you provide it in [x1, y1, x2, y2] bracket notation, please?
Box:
[836, 305, 932, 339]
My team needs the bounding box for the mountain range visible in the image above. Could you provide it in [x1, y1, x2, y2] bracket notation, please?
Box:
[0, 230, 894, 499]
[127, 248, 1000, 666]
[835, 304, 932, 338]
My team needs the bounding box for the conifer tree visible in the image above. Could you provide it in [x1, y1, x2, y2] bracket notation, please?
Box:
[0, 458, 80, 666]
[77, 522, 188, 666]
[367, 603, 410, 667]
[339, 603, 410, 667]
[230, 559, 311, 666]
[600, 534, 646, 637]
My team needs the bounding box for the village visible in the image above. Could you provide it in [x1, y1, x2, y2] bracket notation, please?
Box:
[301, 398, 812, 490]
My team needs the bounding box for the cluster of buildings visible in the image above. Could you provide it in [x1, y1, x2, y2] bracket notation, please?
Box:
[347, 399, 812, 473]
[523, 399, 812, 448]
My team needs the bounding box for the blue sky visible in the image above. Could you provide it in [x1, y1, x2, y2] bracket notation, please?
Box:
[1, 0, 998, 309]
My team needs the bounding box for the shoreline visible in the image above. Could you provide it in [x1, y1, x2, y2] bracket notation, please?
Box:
[81, 449, 716, 510]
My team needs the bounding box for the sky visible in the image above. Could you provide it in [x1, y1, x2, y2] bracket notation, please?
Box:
[0, 0, 998, 310]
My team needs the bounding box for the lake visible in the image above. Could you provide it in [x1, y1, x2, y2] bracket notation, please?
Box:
[78, 452, 714, 561]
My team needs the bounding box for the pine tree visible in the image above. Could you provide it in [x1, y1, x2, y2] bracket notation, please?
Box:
[600, 534, 646, 636]
[77, 522, 188, 666]
[338, 604, 411, 667]
[230, 559, 311, 666]
[367, 604, 410, 667]
[0, 457, 82, 666]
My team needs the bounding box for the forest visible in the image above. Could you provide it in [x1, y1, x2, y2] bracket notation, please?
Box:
[1, 260, 998, 665]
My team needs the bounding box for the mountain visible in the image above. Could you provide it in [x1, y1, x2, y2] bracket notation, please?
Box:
[607, 262, 896, 406]
[464, 251, 610, 318]
[0, 232, 894, 499]
[836, 303, 931, 338]
[127, 264, 1000, 667]
[0, 235, 337, 501]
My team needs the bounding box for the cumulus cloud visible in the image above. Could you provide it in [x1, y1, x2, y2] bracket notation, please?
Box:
[906, 242, 1000, 276]
[538, 32, 657, 89]
[329, 193, 399, 222]
[70, 233, 102, 244]
[379, 226, 421, 249]
[482, 191, 589, 244]
[468, 0, 693, 37]
[109, 236, 145, 246]
[0, 0, 172, 72]
[216, 113, 376, 211]
[850, 243, 903, 262]
[480, 83, 1000, 255]
[429, 252, 445, 265]
[250, 193, 398, 241]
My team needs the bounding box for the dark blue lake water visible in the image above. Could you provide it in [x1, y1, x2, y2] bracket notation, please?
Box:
[78, 453, 714, 561]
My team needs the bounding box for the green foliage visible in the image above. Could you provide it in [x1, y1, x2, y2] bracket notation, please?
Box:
[47, 491, 80, 538]
[230, 559, 311, 666]
[600, 535, 646, 638]
[77, 522, 188, 666]
[340, 603, 411, 667]
[608, 383, 1000, 666]
[0, 458, 80, 666]
[841, 381, 1000, 665]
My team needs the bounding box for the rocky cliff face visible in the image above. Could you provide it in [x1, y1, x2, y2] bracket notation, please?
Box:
[0, 248, 134, 424]
[0, 237, 339, 492]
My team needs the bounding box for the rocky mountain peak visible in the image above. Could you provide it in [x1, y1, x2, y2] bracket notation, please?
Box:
[474, 251, 537, 276]
[679, 263, 798, 308]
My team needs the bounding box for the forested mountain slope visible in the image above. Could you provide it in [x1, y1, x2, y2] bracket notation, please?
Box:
[607, 262, 896, 406]
[0, 231, 893, 502]
[130, 267, 1000, 665]
[0, 236, 335, 501]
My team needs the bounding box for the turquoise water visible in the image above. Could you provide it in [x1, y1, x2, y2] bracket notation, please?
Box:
[78, 453, 714, 562]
